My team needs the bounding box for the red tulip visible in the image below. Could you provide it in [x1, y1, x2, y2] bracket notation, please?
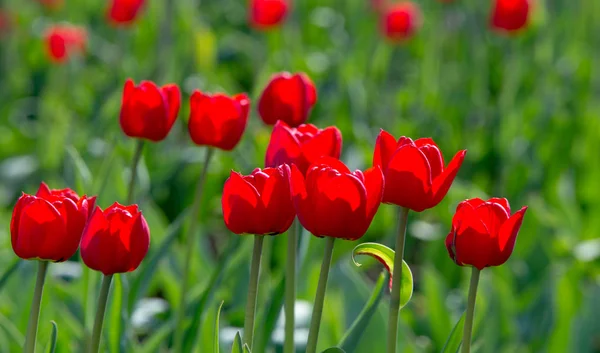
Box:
[250, 0, 289, 30]
[222, 165, 295, 235]
[374, 130, 466, 212]
[490, 0, 530, 33]
[107, 0, 145, 26]
[0, 10, 10, 37]
[380, 2, 422, 42]
[119, 79, 181, 142]
[11, 182, 96, 262]
[258, 72, 317, 127]
[290, 157, 384, 240]
[445, 198, 527, 270]
[44, 24, 87, 64]
[265, 120, 342, 175]
[81, 203, 150, 275]
[188, 91, 250, 151]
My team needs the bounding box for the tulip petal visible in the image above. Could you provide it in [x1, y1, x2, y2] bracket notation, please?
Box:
[362, 166, 384, 221]
[10, 194, 33, 254]
[53, 198, 86, 259]
[290, 164, 317, 235]
[489, 197, 511, 213]
[416, 141, 444, 179]
[222, 171, 262, 234]
[301, 126, 342, 168]
[373, 129, 398, 171]
[474, 202, 510, 237]
[265, 120, 302, 169]
[431, 149, 467, 206]
[383, 144, 432, 211]
[312, 156, 351, 174]
[161, 83, 181, 130]
[188, 92, 245, 150]
[497, 206, 527, 263]
[17, 198, 67, 260]
[258, 73, 310, 127]
[300, 73, 317, 107]
[35, 182, 52, 199]
[128, 212, 150, 272]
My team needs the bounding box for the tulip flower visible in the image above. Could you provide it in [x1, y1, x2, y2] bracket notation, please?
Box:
[380, 2, 422, 42]
[258, 72, 317, 127]
[11, 182, 95, 353]
[188, 91, 250, 151]
[445, 198, 527, 270]
[80, 203, 150, 276]
[490, 0, 530, 33]
[445, 198, 527, 353]
[11, 182, 95, 262]
[374, 130, 466, 212]
[265, 120, 342, 175]
[0, 9, 10, 37]
[44, 24, 87, 64]
[107, 0, 146, 26]
[249, 0, 289, 30]
[119, 79, 181, 142]
[222, 165, 295, 236]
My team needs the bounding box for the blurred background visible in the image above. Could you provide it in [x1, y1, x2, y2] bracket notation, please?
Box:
[1, 0, 599, 352]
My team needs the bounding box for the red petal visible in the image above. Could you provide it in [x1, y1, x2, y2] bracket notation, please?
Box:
[250, 0, 288, 30]
[362, 166, 384, 221]
[221, 171, 262, 234]
[452, 204, 495, 270]
[489, 197, 511, 214]
[290, 164, 316, 234]
[490, 0, 530, 32]
[265, 120, 302, 169]
[383, 144, 432, 211]
[417, 143, 444, 180]
[373, 129, 397, 171]
[35, 182, 52, 199]
[126, 212, 150, 272]
[54, 198, 86, 259]
[431, 149, 467, 207]
[81, 207, 109, 272]
[312, 156, 351, 174]
[258, 165, 295, 234]
[258, 73, 310, 127]
[10, 194, 34, 256]
[299, 73, 318, 107]
[496, 206, 527, 265]
[119, 80, 170, 141]
[300, 126, 343, 172]
[474, 202, 509, 237]
[161, 83, 181, 132]
[16, 198, 67, 261]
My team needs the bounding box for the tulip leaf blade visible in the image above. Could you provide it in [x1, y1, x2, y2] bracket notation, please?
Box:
[352, 242, 413, 308]
[338, 271, 387, 352]
[243, 343, 252, 353]
[45, 321, 58, 353]
[440, 312, 466, 353]
[214, 301, 224, 353]
[231, 331, 243, 353]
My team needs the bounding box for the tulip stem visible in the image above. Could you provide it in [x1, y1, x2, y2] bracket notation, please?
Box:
[461, 267, 481, 353]
[89, 274, 113, 353]
[243, 235, 265, 349]
[126, 140, 144, 205]
[284, 219, 298, 353]
[387, 206, 409, 353]
[306, 236, 335, 353]
[173, 147, 214, 352]
[23, 260, 49, 353]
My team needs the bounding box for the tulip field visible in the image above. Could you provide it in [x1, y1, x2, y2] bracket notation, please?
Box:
[1, 0, 600, 352]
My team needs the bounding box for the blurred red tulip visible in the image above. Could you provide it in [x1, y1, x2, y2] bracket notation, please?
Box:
[37, 0, 64, 10]
[0, 10, 10, 37]
[188, 91, 250, 151]
[445, 198, 527, 270]
[11, 182, 95, 262]
[374, 130, 466, 212]
[290, 157, 384, 240]
[119, 79, 181, 142]
[490, 0, 530, 33]
[380, 2, 422, 42]
[265, 120, 342, 175]
[222, 165, 295, 235]
[107, 0, 145, 26]
[81, 203, 150, 275]
[44, 24, 87, 64]
[258, 72, 317, 127]
[249, 0, 289, 30]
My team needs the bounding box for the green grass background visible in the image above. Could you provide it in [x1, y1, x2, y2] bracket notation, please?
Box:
[1, 0, 599, 352]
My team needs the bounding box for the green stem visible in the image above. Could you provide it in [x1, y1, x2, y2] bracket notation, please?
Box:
[173, 148, 215, 352]
[306, 237, 335, 353]
[461, 267, 481, 353]
[243, 235, 265, 349]
[88, 274, 113, 353]
[284, 219, 298, 353]
[387, 206, 410, 353]
[126, 140, 144, 205]
[23, 260, 49, 353]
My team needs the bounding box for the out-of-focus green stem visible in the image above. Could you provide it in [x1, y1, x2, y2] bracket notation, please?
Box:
[173, 148, 214, 352]
[126, 140, 144, 205]
[88, 275, 113, 353]
[284, 219, 298, 353]
[461, 267, 481, 353]
[23, 260, 49, 353]
[243, 235, 265, 349]
[306, 237, 335, 353]
[387, 206, 409, 353]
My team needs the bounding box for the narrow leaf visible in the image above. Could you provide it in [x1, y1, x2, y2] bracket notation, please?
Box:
[0, 259, 20, 293]
[46, 321, 58, 353]
[441, 312, 466, 353]
[214, 301, 224, 353]
[352, 242, 413, 308]
[137, 320, 175, 353]
[243, 343, 251, 353]
[339, 272, 387, 351]
[231, 332, 243, 353]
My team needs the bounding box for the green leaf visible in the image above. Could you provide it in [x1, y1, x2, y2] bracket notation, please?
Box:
[441, 312, 465, 353]
[0, 259, 20, 293]
[243, 343, 251, 353]
[66, 145, 92, 191]
[45, 321, 58, 353]
[352, 242, 413, 308]
[136, 320, 175, 353]
[321, 348, 347, 353]
[339, 271, 387, 352]
[252, 272, 285, 353]
[214, 301, 224, 353]
[231, 332, 243, 353]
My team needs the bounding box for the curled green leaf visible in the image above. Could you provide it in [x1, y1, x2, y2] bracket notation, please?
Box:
[352, 242, 414, 308]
